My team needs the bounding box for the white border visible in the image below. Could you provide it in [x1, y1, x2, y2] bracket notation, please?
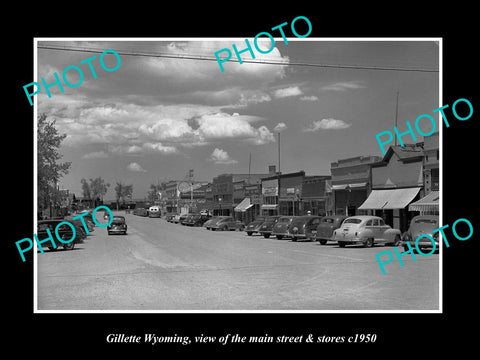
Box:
[33, 37, 442, 314]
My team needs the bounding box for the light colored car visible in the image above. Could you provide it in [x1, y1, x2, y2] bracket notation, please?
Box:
[401, 215, 439, 252]
[148, 206, 161, 218]
[332, 215, 401, 248]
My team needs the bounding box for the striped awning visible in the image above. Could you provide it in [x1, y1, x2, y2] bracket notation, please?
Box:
[359, 187, 421, 210]
[234, 197, 254, 212]
[408, 191, 439, 212]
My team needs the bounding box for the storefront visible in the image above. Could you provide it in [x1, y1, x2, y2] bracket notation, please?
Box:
[408, 190, 439, 215]
[261, 177, 279, 216]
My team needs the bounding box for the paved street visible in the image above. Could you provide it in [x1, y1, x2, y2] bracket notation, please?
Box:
[37, 212, 439, 311]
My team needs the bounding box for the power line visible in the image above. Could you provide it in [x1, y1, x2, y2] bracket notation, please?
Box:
[37, 44, 439, 73]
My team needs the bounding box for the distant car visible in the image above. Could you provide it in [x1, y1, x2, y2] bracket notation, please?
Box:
[245, 216, 266, 236]
[178, 214, 189, 225]
[107, 215, 127, 235]
[37, 220, 78, 251]
[172, 214, 181, 224]
[258, 216, 281, 238]
[165, 213, 176, 222]
[134, 207, 148, 216]
[272, 216, 295, 239]
[209, 216, 245, 231]
[203, 216, 218, 230]
[148, 206, 161, 218]
[401, 215, 439, 252]
[332, 215, 401, 248]
[290, 216, 323, 241]
[183, 214, 210, 227]
[316, 215, 348, 245]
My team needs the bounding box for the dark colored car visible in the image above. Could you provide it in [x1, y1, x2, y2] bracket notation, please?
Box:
[209, 216, 245, 231]
[183, 214, 211, 227]
[272, 216, 295, 239]
[107, 216, 127, 235]
[245, 216, 266, 236]
[290, 216, 323, 241]
[165, 213, 176, 222]
[134, 207, 148, 216]
[178, 214, 189, 225]
[258, 216, 281, 238]
[401, 215, 439, 252]
[37, 220, 78, 251]
[316, 215, 348, 245]
[203, 216, 218, 230]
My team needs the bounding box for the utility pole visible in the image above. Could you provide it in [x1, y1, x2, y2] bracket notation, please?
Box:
[394, 91, 399, 146]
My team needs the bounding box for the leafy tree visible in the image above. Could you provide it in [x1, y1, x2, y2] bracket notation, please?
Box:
[147, 182, 161, 203]
[80, 178, 91, 199]
[37, 114, 71, 216]
[80, 177, 110, 207]
[114, 182, 133, 210]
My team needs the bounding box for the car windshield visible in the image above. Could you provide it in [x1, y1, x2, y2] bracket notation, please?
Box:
[112, 217, 125, 222]
[344, 218, 362, 224]
[265, 216, 278, 222]
[278, 217, 291, 223]
[321, 218, 334, 223]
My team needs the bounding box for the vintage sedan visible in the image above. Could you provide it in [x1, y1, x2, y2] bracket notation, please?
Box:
[316, 215, 348, 245]
[107, 216, 127, 235]
[290, 216, 323, 241]
[258, 216, 281, 238]
[209, 216, 245, 231]
[183, 214, 211, 227]
[401, 215, 439, 252]
[245, 216, 266, 236]
[134, 207, 149, 217]
[178, 214, 189, 225]
[272, 216, 295, 240]
[332, 215, 401, 248]
[37, 220, 78, 251]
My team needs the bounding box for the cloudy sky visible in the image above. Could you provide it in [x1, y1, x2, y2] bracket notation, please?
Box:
[36, 39, 439, 200]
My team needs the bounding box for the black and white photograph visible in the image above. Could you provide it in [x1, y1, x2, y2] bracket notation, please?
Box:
[7, 7, 478, 355]
[33, 38, 441, 312]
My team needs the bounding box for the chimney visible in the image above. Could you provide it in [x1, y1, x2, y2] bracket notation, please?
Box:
[268, 165, 276, 175]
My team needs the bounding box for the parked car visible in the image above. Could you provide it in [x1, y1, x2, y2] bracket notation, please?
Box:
[64, 216, 88, 241]
[37, 220, 77, 251]
[290, 216, 323, 241]
[134, 207, 148, 216]
[332, 215, 401, 248]
[316, 215, 348, 245]
[401, 215, 439, 252]
[258, 216, 281, 238]
[203, 216, 218, 230]
[245, 216, 266, 236]
[148, 206, 161, 218]
[183, 214, 210, 227]
[165, 213, 176, 222]
[272, 216, 295, 239]
[178, 213, 189, 225]
[209, 216, 245, 231]
[107, 215, 127, 235]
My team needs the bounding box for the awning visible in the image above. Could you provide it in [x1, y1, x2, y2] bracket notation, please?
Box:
[234, 197, 254, 212]
[408, 191, 439, 212]
[260, 204, 278, 210]
[358, 187, 421, 210]
[332, 182, 367, 190]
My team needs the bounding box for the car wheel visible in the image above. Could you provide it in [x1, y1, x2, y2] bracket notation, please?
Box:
[263, 234, 270, 239]
[292, 237, 297, 242]
[276, 235, 283, 240]
[364, 238, 374, 248]
[338, 241, 346, 248]
[211, 228, 216, 231]
[393, 235, 401, 246]
[124, 231, 127, 235]
[222, 226, 228, 231]
[48, 246, 58, 251]
[63, 242, 75, 250]
[247, 231, 253, 236]
[319, 239, 327, 245]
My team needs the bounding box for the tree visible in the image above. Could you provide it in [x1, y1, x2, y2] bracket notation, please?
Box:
[114, 182, 133, 210]
[80, 177, 110, 208]
[37, 114, 71, 216]
[147, 182, 161, 203]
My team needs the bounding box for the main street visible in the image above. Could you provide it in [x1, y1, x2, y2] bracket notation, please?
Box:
[37, 212, 439, 311]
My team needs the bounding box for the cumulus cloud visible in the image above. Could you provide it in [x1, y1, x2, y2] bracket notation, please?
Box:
[273, 86, 303, 99]
[320, 81, 365, 92]
[303, 118, 351, 131]
[127, 162, 147, 172]
[209, 148, 238, 164]
[273, 122, 287, 132]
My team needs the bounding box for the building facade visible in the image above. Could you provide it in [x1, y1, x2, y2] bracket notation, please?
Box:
[330, 155, 382, 216]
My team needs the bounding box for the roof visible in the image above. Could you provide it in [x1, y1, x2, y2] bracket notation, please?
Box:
[373, 144, 424, 167]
